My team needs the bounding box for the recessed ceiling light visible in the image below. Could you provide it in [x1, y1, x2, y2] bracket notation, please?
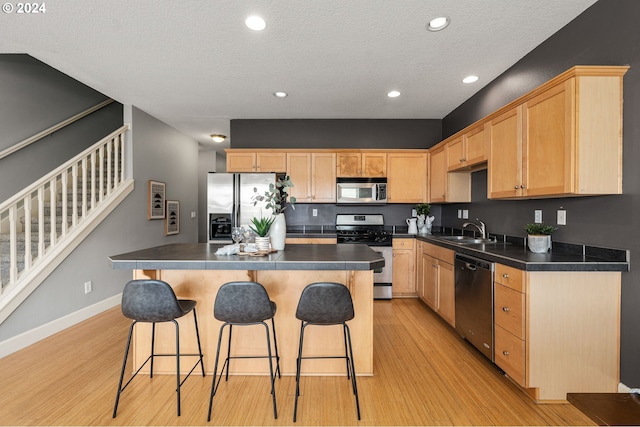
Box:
[245, 15, 266, 31]
[274, 91, 288, 98]
[387, 90, 401, 98]
[210, 134, 226, 143]
[462, 75, 479, 84]
[427, 16, 450, 32]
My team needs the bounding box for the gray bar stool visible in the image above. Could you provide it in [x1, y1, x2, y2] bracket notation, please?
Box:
[293, 282, 361, 422]
[207, 281, 281, 422]
[112, 279, 205, 418]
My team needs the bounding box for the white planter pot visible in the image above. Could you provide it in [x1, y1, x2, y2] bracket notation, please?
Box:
[527, 235, 551, 253]
[255, 236, 271, 251]
[269, 214, 286, 250]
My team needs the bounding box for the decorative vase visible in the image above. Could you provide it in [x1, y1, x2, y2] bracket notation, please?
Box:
[269, 213, 286, 250]
[255, 236, 271, 251]
[527, 235, 551, 253]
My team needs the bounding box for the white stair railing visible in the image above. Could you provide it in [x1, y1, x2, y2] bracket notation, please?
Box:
[0, 124, 131, 305]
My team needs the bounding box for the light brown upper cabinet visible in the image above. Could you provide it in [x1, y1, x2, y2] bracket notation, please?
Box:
[428, 145, 471, 204]
[336, 152, 386, 177]
[488, 66, 627, 199]
[447, 124, 488, 171]
[387, 152, 428, 203]
[286, 152, 336, 203]
[226, 151, 287, 172]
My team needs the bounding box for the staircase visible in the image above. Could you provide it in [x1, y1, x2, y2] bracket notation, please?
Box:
[0, 125, 133, 323]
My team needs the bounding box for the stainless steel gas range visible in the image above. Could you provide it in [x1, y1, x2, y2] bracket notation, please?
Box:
[336, 214, 393, 300]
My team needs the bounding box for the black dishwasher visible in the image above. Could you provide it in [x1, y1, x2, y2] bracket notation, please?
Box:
[454, 253, 495, 361]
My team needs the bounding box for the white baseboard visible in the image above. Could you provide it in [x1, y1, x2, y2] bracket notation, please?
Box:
[0, 294, 121, 358]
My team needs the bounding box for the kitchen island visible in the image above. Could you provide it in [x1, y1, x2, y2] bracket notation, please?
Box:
[109, 243, 383, 376]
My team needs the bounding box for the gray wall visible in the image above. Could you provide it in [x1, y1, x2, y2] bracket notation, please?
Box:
[441, 0, 640, 386]
[0, 57, 199, 340]
[0, 54, 123, 201]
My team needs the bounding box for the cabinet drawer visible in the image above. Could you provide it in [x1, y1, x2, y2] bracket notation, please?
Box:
[495, 263, 525, 292]
[421, 242, 454, 264]
[494, 283, 525, 339]
[495, 325, 526, 387]
[393, 238, 415, 250]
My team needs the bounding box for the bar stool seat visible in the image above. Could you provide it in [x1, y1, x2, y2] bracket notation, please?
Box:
[293, 282, 361, 422]
[112, 279, 205, 418]
[207, 281, 281, 422]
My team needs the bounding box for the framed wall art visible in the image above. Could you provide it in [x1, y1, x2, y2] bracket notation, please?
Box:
[165, 200, 180, 235]
[148, 180, 166, 219]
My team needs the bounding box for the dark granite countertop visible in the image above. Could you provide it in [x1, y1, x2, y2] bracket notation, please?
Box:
[415, 234, 629, 272]
[109, 243, 384, 271]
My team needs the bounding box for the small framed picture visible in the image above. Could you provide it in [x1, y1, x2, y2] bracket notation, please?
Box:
[165, 200, 179, 235]
[148, 180, 166, 219]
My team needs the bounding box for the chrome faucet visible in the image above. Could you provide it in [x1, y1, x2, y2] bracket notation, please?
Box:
[463, 218, 486, 239]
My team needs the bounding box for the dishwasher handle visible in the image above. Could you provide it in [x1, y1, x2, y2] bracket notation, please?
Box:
[455, 253, 494, 271]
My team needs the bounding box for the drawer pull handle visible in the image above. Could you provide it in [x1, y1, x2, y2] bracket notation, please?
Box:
[502, 273, 509, 278]
[502, 306, 510, 312]
[503, 351, 510, 356]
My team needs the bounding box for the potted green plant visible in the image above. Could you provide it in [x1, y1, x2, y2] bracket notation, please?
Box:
[249, 214, 275, 250]
[524, 223, 557, 253]
[253, 175, 296, 250]
[415, 203, 431, 217]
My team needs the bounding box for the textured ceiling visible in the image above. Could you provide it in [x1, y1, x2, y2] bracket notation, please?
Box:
[0, 0, 598, 151]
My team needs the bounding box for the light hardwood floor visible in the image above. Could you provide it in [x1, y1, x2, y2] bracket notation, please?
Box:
[0, 298, 594, 426]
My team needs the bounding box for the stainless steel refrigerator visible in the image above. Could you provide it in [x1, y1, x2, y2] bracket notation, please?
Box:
[207, 173, 277, 242]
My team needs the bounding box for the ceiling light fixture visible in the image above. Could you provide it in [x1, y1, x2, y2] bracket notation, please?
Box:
[274, 91, 288, 98]
[245, 15, 266, 31]
[427, 16, 450, 32]
[462, 75, 479, 84]
[210, 134, 226, 143]
[387, 90, 401, 98]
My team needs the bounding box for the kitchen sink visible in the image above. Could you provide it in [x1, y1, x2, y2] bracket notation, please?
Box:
[433, 235, 497, 245]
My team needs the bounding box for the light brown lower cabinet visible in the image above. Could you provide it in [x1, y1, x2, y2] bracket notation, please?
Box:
[417, 241, 455, 327]
[493, 263, 621, 402]
[392, 238, 416, 297]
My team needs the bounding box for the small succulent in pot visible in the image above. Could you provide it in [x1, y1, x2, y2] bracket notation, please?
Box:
[524, 223, 557, 235]
[249, 214, 275, 237]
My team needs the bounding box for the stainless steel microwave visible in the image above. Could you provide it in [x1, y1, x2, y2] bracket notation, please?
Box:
[336, 177, 387, 204]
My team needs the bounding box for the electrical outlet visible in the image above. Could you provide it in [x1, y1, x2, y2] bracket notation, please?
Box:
[312, 209, 318, 217]
[411, 209, 417, 217]
[84, 281, 92, 294]
[458, 209, 462, 219]
[462, 210, 469, 219]
[534, 210, 543, 223]
[557, 210, 567, 225]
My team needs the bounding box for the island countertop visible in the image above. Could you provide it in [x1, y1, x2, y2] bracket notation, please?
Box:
[109, 242, 385, 271]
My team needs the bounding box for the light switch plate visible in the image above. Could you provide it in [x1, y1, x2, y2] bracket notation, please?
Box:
[534, 210, 543, 223]
[312, 209, 318, 217]
[458, 209, 462, 219]
[557, 210, 566, 225]
[462, 210, 469, 219]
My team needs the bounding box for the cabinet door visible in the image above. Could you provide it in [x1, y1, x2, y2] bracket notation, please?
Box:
[494, 283, 525, 339]
[464, 124, 488, 167]
[226, 152, 256, 172]
[438, 261, 455, 327]
[428, 146, 447, 203]
[392, 249, 415, 295]
[446, 137, 465, 171]
[362, 152, 387, 177]
[488, 106, 523, 199]
[523, 81, 573, 197]
[256, 152, 287, 172]
[495, 325, 526, 387]
[287, 153, 312, 202]
[336, 153, 361, 177]
[311, 153, 336, 202]
[387, 153, 427, 203]
[422, 254, 438, 309]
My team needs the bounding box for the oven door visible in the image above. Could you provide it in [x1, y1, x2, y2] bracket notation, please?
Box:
[369, 246, 393, 300]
